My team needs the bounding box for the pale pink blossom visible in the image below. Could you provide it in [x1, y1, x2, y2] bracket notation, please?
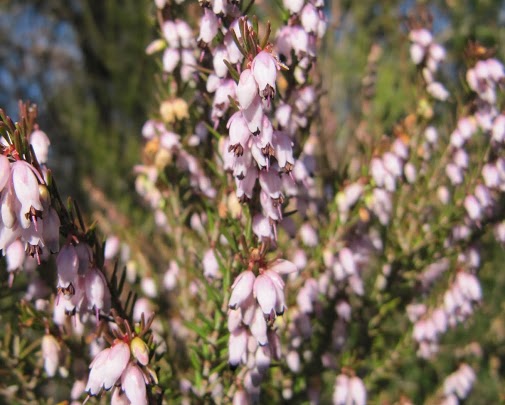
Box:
[213, 45, 229, 78]
[299, 223, 318, 247]
[228, 327, 248, 368]
[41, 334, 60, 377]
[253, 274, 277, 317]
[237, 69, 259, 110]
[251, 51, 278, 100]
[85, 267, 111, 318]
[250, 306, 268, 345]
[86, 341, 129, 395]
[332, 374, 349, 405]
[56, 244, 78, 289]
[0, 155, 10, 192]
[283, 0, 304, 14]
[30, 129, 51, 164]
[243, 95, 264, 134]
[198, 8, 219, 44]
[349, 376, 367, 405]
[300, 3, 320, 34]
[104, 235, 121, 260]
[175, 19, 193, 48]
[5, 239, 25, 272]
[121, 363, 147, 405]
[427, 81, 449, 101]
[11, 161, 43, 228]
[229, 271, 256, 309]
[464, 195, 482, 221]
[203, 249, 220, 278]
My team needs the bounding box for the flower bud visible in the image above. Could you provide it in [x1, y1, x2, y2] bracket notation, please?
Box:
[131, 337, 150, 366]
[30, 129, 51, 164]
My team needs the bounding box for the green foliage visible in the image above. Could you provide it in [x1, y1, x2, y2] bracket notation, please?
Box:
[2, 0, 505, 404]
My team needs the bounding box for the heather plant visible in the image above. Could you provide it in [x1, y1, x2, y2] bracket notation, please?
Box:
[2, 1, 505, 405]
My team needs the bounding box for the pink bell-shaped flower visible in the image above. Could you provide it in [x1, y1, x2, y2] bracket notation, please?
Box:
[198, 8, 219, 44]
[56, 244, 79, 289]
[236, 166, 258, 201]
[41, 334, 60, 377]
[121, 363, 148, 405]
[300, 3, 320, 34]
[254, 116, 273, 150]
[249, 306, 268, 345]
[264, 269, 286, 315]
[175, 19, 193, 48]
[253, 274, 277, 317]
[282, 0, 304, 14]
[259, 170, 282, 200]
[333, 374, 350, 405]
[252, 214, 274, 241]
[203, 248, 220, 278]
[273, 131, 294, 171]
[161, 20, 179, 48]
[228, 326, 248, 368]
[269, 259, 298, 275]
[162, 48, 180, 73]
[242, 95, 264, 134]
[227, 112, 251, 156]
[213, 45, 230, 78]
[260, 190, 281, 221]
[102, 341, 130, 391]
[0, 155, 10, 192]
[30, 129, 51, 164]
[229, 271, 256, 309]
[85, 267, 111, 318]
[5, 239, 25, 272]
[11, 161, 43, 229]
[237, 69, 258, 110]
[251, 51, 278, 100]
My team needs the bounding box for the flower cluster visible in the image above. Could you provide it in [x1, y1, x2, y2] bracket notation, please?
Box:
[279, 0, 326, 83]
[138, 115, 216, 203]
[410, 271, 481, 358]
[227, 257, 296, 398]
[332, 372, 367, 405]
[85, 317, 157, 405]
[1, 127, 59, 283]
[54, 241, 111, 322]
[440, 364, 476, 405]
[409, 24, 449, 101]
[160, 19, 196, 82]
[221, 44, 295, 240]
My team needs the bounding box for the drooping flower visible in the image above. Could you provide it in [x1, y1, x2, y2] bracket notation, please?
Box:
[85, 341, 130, 395]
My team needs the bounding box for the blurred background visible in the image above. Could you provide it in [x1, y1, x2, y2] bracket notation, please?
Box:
[2, 0, 505, 402]
[3, 0, 504, 208]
